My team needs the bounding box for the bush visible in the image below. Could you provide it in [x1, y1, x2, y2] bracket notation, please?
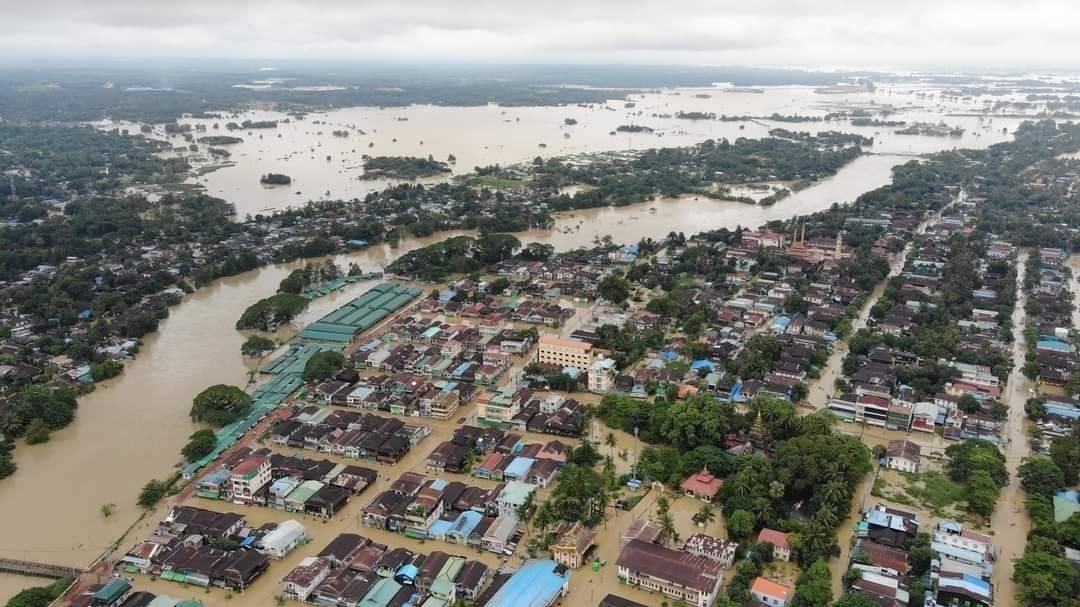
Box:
[137, 478, 167, 508]
[23, 418, 50, 445]
[90, 360, 124, 381]
[181, 428, 218, 461]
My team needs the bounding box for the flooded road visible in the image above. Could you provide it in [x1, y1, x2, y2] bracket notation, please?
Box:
[988, 251, 1034, 607]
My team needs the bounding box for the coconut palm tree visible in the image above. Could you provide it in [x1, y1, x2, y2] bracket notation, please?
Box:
[768, 480, 786, 500]
[819, 479, 850, 507]
[752, 496, 776, 527]
[692, 502, 717, 527]
[656, 495, 671, 517]
[814, 505, 840, 528]
[605, 432, 617, 457]
[657, 511, 679, 546]
[728, 473, 753, 498]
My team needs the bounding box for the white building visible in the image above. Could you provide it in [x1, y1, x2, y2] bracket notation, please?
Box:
[885, 440, 921, 473]
[588, 356, 617, 394]
[229, 455, 271, 504]
[751, 577, 792, 607]
[495, 481, 537, 518]
[257, 520, 308, 559]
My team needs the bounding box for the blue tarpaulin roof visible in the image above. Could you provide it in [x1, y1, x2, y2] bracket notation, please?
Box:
[691, 359, 716, 371]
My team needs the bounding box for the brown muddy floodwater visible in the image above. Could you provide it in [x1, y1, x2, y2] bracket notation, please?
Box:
[0, 157, 904, 600]
[97, 83, 1026, 217]
[2, 84, 1031, 600]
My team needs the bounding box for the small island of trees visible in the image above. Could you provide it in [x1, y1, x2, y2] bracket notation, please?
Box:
[226, 120, 278, 130]
[616, 124, 654, 133]
[196, 135, 243, 145]
[675, 111, 717, 120]
[360, 156, 452, 180]
[260, 173, 292, 185]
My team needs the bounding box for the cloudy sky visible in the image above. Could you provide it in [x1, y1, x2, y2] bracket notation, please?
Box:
[3, 0, 1077, 70]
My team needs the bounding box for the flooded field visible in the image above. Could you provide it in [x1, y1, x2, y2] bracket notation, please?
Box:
[98, 83, 1027, 217]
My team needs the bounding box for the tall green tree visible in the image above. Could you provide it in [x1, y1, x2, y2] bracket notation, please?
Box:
[1018, 457, 1066, 498]
[792, 559, 833, 607]
[190, 384, 252, 426]
[303, 351, 346, 382]
[181, 428, 218, 461]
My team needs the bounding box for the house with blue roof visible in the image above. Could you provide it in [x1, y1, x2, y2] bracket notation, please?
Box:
[504, 457, 536, 481]
[446, 511, 483, 544]
[485, 560, 570, 607]
[609, 244, 640, 264]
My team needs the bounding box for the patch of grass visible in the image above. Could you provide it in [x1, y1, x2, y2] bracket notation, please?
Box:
[903, 471, 965, 509]
[871, 477, 886, 497]
[465, 176, 527, 189]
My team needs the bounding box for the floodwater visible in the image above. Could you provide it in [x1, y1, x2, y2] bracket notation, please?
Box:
[0, 86, 1036, 601]
[987, 252, 1035, 607]
[0, 159, 898, 596]
[107, 83, 1028, 217]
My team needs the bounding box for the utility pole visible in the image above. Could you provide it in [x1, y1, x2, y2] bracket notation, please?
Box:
[631, 426, 639, 482]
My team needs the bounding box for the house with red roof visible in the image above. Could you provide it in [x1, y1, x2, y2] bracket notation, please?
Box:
[751, 576, 792, 607]
[756, 528, 792, 562]
[681, 467, 724, 502]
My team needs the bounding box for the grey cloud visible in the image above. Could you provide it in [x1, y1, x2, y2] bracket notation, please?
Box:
[1, 0, 1078, 69]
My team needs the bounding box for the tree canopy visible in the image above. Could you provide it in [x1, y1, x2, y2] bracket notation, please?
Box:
[190, 384, 252, 427]
[181, 428, 218, 461]
[303, 351, 346, 383]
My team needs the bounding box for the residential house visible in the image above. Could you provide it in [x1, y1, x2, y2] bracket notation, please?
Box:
[756, 528, 792, 562]
[885, 440, 921, 473]
[282, 557, 331, 602]
[751, 577, 792, 607]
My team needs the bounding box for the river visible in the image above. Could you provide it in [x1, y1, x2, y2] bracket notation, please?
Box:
[0, 84, 1032, 601]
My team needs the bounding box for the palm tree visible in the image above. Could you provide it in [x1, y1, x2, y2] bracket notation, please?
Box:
[729, 473, 753, 498]
[692, 502, 716, 527]
[605, 432, 617, 457]
[535, 501, 555, 534]
[814, 505, 840, 528]
[657, 511, 679, 546]
[819, 479, 850, 507]
[656, 495, 671, 517]
[752, 497, 776, 527]
[768, 480, 786, 500]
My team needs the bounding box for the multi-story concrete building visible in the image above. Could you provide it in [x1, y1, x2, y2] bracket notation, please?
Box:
[537, 336, 593, 371]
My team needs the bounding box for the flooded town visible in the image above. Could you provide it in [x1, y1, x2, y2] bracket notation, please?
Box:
[2, 11, 1080, 607]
